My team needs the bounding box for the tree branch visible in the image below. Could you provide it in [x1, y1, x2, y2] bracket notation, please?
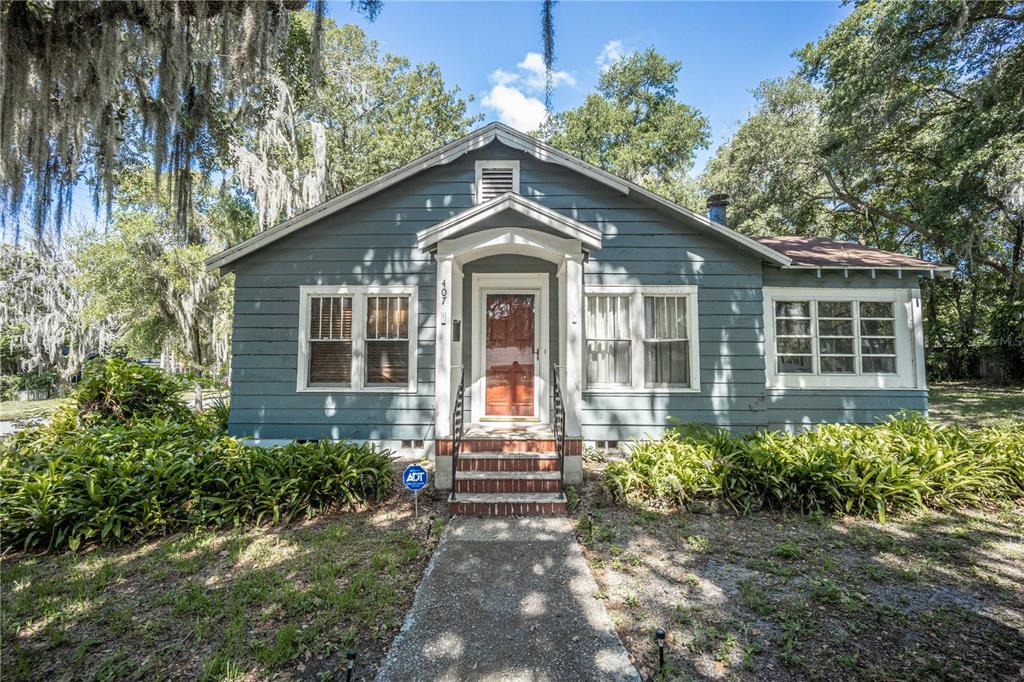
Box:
[821, 169, 1023, 286]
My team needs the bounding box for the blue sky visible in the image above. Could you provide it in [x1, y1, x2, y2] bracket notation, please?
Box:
[332, 1, 852, 172]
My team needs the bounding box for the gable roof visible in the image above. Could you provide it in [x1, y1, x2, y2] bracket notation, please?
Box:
[205, 122, 791, 271]
[417, 192, 603, 252]
[756, 236, 954, 274]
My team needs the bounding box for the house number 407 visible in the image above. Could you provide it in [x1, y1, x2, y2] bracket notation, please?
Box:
[440, 279, 448, 305]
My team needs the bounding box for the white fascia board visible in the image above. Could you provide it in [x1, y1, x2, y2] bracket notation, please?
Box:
[417, 193, 603, 251]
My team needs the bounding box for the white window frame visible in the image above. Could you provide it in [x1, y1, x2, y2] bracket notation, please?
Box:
[474, 160, 520, 204]
[297, 285, 418, 393]
[763, 287, 924, 390]
[583, 285, 701, 394]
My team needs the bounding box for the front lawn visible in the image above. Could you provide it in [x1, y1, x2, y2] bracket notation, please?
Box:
[0, 398, 63, 422]
[928, 381, 1024, 429]
[2, 493, 444, 681]
[575, 464, 1024, 680]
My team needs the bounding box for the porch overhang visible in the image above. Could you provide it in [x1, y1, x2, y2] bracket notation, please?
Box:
[416, 192, 603, 253]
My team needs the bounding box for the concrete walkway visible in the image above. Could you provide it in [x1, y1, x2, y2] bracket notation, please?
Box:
[376, 517, 640, 682]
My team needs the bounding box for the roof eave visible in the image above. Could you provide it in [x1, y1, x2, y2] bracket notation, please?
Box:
[781, 264, 956, 278]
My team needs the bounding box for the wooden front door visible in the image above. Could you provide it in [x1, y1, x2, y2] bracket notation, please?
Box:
[484, 293, 536, 417]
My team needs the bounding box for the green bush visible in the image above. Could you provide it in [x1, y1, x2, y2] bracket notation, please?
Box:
[0, 361, 394, 552]
[1, 422, 394, 551]
[604, 414, 1024, 521]
[68, 357, 192, 425]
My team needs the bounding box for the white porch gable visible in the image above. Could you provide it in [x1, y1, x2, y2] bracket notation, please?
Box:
[416, 192, 603, 252]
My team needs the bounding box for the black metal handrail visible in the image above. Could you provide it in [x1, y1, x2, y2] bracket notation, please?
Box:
[551, 364, 566, 496]
[450, 366, 466, 500]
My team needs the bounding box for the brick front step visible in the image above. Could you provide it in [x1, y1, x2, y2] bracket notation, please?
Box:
[460, 439, 557, 454]
[455, 471, 562, 494]
[457, 453, 560, 472]
[448, 493, 567, 517]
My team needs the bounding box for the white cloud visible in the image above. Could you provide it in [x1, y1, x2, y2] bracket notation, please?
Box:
[481, 53, 575, 132]
[517, 51, 575, 91]
[482, 84, 547, 132]
[596, 40, 632, 70]
[490, 68, 520, 87]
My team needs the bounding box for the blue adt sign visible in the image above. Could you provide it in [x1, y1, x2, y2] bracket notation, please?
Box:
[402, 465, 428, 491]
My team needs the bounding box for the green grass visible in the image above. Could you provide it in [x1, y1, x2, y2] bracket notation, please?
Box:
[1, 498, 440, 681]
[928, 381, 1024, 428]
[0, 398, 63, 421]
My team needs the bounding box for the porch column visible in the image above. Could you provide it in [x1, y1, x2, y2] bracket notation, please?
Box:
[562, 252, 584, 438]
[434, 254, 455, 439]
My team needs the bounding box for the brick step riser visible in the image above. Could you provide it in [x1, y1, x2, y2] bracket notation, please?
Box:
[449, 501, 567, 516]
[460, 440, 557, 454]
[457, 459, 560, 473]
[455, 479, 562, 494]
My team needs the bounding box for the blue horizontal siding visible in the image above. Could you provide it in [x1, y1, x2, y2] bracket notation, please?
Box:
[224, 139, 929, 442]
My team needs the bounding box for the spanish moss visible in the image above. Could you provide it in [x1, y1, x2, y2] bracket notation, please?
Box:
[541, 0, 557, 111]
[0, 0, 370, 245]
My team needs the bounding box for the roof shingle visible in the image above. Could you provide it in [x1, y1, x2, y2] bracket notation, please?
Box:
[754, 236, 950, 271]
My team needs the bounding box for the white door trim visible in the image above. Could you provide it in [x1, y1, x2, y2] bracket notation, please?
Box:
[471, 272, 550, 424]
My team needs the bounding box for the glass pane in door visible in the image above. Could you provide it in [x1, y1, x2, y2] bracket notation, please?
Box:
[485, 293, 536, 417]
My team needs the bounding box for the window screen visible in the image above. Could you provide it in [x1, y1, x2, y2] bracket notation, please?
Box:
[643, 296, 690, 386]
[818, 301, 855, 373]
[773, 298, 900, 376]
[859, 301, 897, 373]
[775, 301, 813, 373]
[365, 295, 410, 385]
[585, 295, 631, 386]
[308, 296, 352, 384]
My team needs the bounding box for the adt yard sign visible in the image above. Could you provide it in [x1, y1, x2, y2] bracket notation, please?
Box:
[403, 465, 428, 490]
[403, 464, 428, 521]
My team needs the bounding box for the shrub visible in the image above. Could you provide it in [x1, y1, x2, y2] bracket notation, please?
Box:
[0, 421, 394, 551]
[604, 414, 1024, 521]
[68, 357, 192, 425]
[1, 362, 393, 552]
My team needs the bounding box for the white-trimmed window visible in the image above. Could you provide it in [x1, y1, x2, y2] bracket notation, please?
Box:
[585, 294, 631, 387]
[297, 285, 418, 392]
[584, 285, 700, 392]
[475, 160, 520, 203]
[764, 287, 923, 390]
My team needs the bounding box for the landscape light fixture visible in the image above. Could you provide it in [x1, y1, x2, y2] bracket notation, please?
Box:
[345, 651, 357, 682]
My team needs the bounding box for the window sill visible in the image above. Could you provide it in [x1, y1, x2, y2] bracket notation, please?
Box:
[584, 386, 701, 395]
[766, 379, 919, 391]
[297, 385, 417, 394]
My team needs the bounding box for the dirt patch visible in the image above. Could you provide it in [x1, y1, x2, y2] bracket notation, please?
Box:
[2, 465, 450, 682]
[572, 457, 1024, 681]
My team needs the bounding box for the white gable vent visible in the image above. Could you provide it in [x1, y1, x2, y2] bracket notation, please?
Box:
[475, 160, 520, 204]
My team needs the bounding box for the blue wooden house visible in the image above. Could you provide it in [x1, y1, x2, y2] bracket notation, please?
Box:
[206, 123, 950, 515]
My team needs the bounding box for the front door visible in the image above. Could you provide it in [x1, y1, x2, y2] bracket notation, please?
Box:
[484, 293, 536, 417]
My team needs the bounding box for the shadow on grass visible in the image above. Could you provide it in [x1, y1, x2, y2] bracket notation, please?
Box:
[576, 476, 1024, 681]
[1, 491, 449, 682]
